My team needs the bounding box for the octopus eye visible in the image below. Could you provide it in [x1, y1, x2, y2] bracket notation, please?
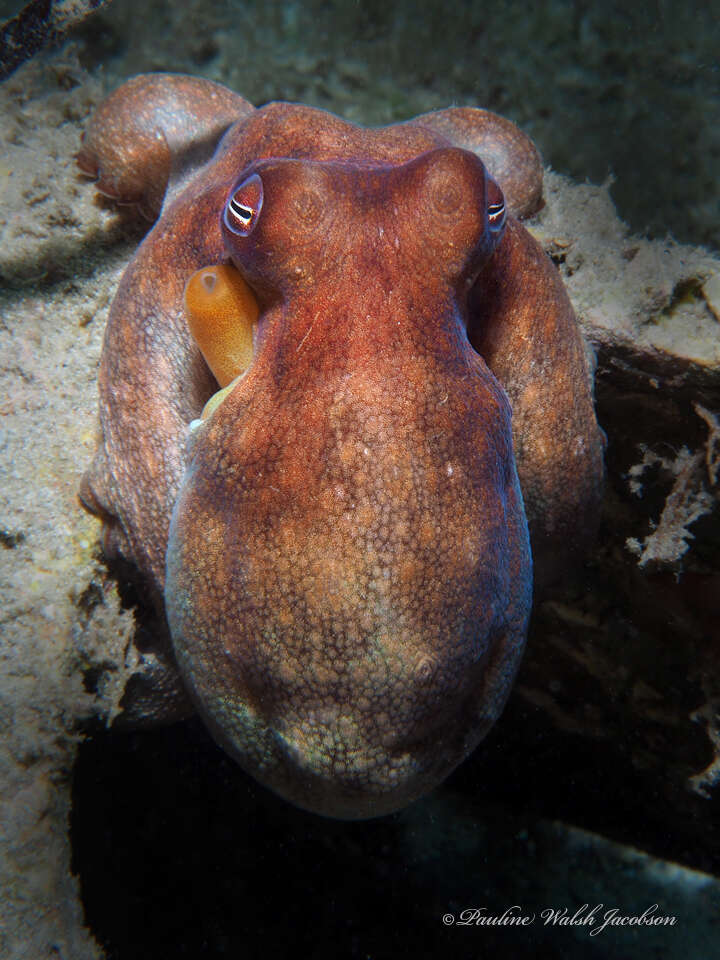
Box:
[224, 173, 263, 237]
[486, 178, 506, 234]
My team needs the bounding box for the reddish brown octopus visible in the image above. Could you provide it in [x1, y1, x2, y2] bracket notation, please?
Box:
[78, 74, 604, 818]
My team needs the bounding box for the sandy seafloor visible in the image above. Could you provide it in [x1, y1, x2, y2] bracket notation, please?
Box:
[0, 0, 719, 958]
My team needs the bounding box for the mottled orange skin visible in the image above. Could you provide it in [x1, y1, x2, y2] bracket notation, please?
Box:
[77, 74, 254, 219]
[79, 74, 603, 816]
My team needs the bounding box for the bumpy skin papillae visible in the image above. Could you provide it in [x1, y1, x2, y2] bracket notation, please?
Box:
[77, 74, 254, 219]
[79, 74, 602, 815]
[411, 107, 543, 219]
[82, 99, 450, 593]
[80, 83, 545, 598]
[80, 96, 501, 726]
[469, 223, 604, 588]
[166, 150, 531, 817]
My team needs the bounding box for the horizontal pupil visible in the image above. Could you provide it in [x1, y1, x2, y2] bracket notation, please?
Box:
[231, 200, 253, 220]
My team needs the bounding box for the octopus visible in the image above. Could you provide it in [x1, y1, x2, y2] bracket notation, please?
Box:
[78, 74, 604, 819]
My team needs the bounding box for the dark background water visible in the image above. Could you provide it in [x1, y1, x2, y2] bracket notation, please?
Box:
[72, 707, 718, 960]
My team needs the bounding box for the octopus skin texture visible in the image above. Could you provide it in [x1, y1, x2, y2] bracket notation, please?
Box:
[78, 74, 604, 819]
